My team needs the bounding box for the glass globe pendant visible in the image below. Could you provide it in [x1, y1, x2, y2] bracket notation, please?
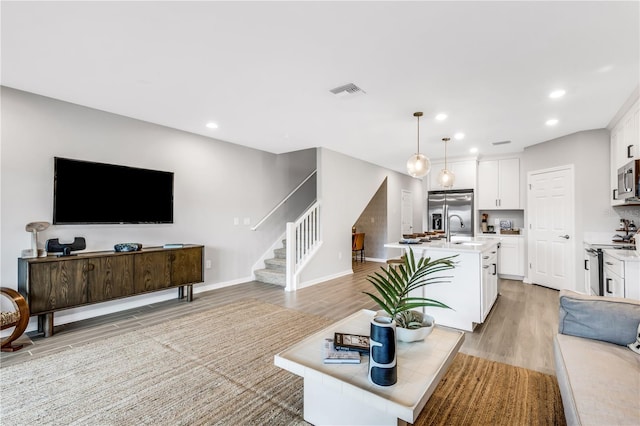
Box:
[436, 137, 455, 188]
[437, 168, 455, 188]
[406, 112, 431, 178]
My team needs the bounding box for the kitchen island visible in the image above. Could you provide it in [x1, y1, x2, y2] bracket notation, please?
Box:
[384, 238, 499, 331]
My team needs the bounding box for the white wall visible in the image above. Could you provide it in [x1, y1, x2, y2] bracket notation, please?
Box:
[1, 87, 316, 326]
[299, 148, 422, 286]
[522, 129, 614, 291]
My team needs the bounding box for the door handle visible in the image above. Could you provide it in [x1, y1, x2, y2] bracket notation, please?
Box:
[559, 235, 570, 239]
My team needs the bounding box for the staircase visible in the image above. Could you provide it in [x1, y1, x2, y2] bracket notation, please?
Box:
[254, 240, 286, 287]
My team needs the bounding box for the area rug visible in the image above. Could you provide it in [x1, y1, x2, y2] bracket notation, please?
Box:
[0, 300, 565, 425]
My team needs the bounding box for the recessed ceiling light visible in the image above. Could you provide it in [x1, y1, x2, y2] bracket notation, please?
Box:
[549, 89, 566, 99]
[454, 132, 465, 140]
[469, 147, 478, 154]
[435, 113, 448, 121]
[597, 65, 614, 73]
[206, 122, 218, 129]
[546, 118, 559, 126]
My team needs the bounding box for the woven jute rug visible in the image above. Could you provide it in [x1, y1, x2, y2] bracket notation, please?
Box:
[0, 300, 565, 425]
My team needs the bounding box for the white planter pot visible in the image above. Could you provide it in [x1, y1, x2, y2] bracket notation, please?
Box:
[395, 313, 435, 343]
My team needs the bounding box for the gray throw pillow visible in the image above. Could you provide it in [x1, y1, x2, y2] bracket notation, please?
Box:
[558, 290, 640, 346]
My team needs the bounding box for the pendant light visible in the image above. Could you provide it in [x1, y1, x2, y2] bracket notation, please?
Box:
[406, 112, 431, 178]
[437, 137, 455, 188]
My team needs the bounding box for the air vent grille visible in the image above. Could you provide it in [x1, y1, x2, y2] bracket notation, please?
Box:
[330, 83, 366, 97]
[492, 140, 512, 146]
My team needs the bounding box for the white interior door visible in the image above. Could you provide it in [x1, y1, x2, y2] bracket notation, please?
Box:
[527, 165, 575, 290]
[401, 190, 413, 235]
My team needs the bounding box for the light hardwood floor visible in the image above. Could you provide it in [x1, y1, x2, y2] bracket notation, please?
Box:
[1, 260, 560, 374]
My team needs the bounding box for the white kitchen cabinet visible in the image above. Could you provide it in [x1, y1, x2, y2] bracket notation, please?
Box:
[603, 252, 625, 298]
[498, 236, 525, 277]
[481, 246, 498, 321]
[610, 99, 639, 206]
[477, 158, 520, 209]
[603, 250, 640, 300]
[428, 159, 477, 191]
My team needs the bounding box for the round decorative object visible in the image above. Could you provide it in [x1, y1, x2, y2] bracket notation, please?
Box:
[396, 313, 435, 343]
[368, 314, 397, 386]
[114, 243, 143, 252]
[1, 287, 30, 352]
[406, 153, 431, 178]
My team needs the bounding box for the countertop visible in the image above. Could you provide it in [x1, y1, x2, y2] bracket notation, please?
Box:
[385, 238, 498, 253]
[603, 249, 640, 262]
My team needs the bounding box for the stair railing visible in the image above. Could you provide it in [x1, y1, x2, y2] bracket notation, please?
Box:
[285, 201, 321, 292]
[251, 170, 317, 231]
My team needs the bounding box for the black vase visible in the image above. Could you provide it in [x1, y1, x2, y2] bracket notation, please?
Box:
[368, 315, 397, 386]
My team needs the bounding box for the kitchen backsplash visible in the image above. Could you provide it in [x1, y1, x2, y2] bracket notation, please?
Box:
[478, 210, 525, 234]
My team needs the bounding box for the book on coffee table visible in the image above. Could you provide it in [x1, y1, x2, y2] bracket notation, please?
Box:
[323, 338, 361, 364]
[333, 332, 370, 354]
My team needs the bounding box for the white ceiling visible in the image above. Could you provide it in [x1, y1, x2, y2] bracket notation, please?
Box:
[2, 1, 639, 175]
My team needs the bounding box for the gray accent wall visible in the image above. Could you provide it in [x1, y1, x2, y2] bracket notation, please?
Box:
[1, 86, 316, 325]
[353, 179, 388, 260]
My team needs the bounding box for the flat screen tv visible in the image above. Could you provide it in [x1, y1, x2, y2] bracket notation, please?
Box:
[53, 157, 174, 224]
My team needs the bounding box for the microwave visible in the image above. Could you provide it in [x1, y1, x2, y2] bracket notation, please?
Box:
[616, 160, 640, 201]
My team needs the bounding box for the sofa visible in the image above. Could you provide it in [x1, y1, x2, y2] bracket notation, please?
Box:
[554, 290, 640, 425]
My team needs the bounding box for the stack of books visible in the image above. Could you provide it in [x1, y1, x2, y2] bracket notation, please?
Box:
[322, 333, 370, 364]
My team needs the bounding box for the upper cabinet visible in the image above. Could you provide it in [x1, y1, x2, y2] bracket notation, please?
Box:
[428, 159, 477, 191]
[610, 99, 639, 205]
[477, 158, 520, 209]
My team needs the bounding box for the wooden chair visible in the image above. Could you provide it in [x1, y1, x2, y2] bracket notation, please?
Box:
[1, 287, 30, 352]
[386, 255, 406, 270]
[352, 233, 365, 262]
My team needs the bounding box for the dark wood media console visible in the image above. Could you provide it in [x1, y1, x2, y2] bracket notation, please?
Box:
[18, 244, 204, 337]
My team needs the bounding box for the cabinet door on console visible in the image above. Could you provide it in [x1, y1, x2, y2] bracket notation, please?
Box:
[87, 256, 134, 303]
[134, 251, 172, 293]
[170, 247, 203, 285]
[29, 259, 88, 314]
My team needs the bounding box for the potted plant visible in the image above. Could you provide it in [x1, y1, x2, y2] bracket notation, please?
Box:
[363, 248, 457, 342]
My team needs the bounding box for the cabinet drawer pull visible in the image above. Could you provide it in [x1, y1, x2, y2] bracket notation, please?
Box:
[605, 261, 614, 266]
[628, 144, 634, 158]
[87, 263, 95, 271]
[483, 256, 489, 260]
[483, 265, 490, 269]
[606, 278, 612, 294]
[492, 263, 497, 275]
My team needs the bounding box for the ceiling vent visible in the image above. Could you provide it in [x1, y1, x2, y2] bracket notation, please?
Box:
[492, 140, 512, 146]
[330, 83, 366, 97]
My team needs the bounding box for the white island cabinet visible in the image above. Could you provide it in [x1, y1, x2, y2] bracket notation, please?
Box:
[385, 239, 499, 331]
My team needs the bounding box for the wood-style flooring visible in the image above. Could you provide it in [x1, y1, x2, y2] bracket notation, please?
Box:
[1, 260, 560, 375]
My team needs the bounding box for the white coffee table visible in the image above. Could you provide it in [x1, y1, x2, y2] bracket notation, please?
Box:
[274, 309, 464, 426]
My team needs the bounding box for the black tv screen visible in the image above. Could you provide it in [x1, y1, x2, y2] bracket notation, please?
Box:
[53, 157, 174, 224]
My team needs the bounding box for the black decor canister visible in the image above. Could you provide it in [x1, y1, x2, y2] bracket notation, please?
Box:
[368, 314, 397, 386]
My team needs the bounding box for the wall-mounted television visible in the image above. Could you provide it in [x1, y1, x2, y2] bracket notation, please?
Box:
[53, 157, 174, 224]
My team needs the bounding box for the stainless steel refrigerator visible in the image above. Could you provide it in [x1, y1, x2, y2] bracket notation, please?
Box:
[427, 190, 474, 238]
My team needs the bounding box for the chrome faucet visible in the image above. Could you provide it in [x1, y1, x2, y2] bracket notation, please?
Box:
[446, 214, 465, 242]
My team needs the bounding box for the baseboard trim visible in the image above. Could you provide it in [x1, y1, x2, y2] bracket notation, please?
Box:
[297, 269, 353, 290]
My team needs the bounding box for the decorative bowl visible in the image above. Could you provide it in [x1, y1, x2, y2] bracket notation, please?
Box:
[114, 243, 143, 252]
[396, 313, 435, 343]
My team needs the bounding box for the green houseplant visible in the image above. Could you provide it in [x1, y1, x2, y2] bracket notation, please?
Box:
[363, 248, 456, 341]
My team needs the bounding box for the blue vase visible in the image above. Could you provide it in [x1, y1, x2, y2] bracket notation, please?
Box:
[368, 315, 397, 386]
